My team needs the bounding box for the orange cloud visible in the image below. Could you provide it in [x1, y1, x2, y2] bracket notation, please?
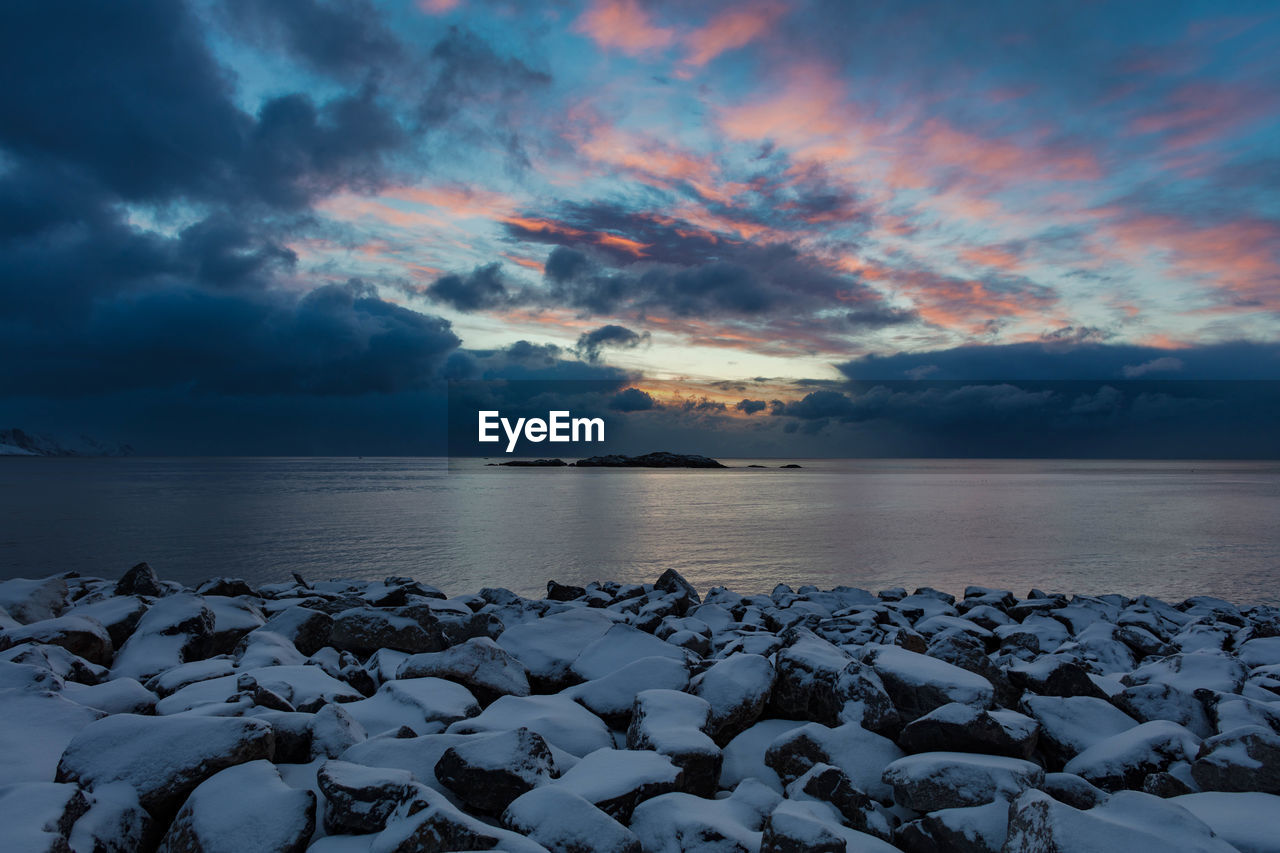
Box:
[959, 246, 1023, 272]
[574, 0, 674, 55]
[682, 2, 785, 67]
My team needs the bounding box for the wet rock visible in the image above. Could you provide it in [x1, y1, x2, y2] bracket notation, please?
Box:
[546, 581, 586, 602]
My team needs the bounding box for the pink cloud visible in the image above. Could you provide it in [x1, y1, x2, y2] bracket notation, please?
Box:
[575, 0, 674, 55]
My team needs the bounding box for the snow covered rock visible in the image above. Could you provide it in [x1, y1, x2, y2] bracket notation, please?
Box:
[0, 576, 69, 624]
[564, 655, 690, 727]
[1112, 683, 1213, 738]
[1008, 654, 1109, 699]
[447, 693, 613, 757]
[864, 645, 994, 721]
[115, 562, 165, 598]
[310, 703, 368, 760]
[397, 637, 530, 705]
[63, 676, 157, 715]
[1171, 792, 1280, 853]
[691, 653, 774, 742]
[496, 608, 617, 689]
[340, 677, 478, 736]
[0, 689, 104, 783]
[503, 786, 642, 853]
[110, 595, 215, 682]
[434, 726, 557, 815]
[1021, 695, 1140, 766]
[772, 632, 897, 731]
[65, 595, 148, 650]
[329, 608, 444, 656]
[369, 783, 547, 853]
[257, 607, 333, 657]
[0, 781, 89, 853]
[882, 752, 1044, 811]
[898, 703, 1039, 760]
[156, 760, 314, 853]
[1122, 649, 1248, 695]
[627, 689, 721, 796]
[785, 763, 896, 840]
[895, 798, 1010, 853]
[629, 779, 780, 853]
[1062, 720, 1202, 791]
[1004, 788, 1237, 853]
[1190, 725, 1280, 793]
[56, 714, 275, 820]
[764, 721, 904, 802]
[553, 748, 681, 822]
[572, 623, 691, 682]
[1041, 772, 1109, 809]
[721, 719, 809, 793]
[0, 615, 115, 666]
[68, 780, 154, 853]
[317, 760, 418, 835]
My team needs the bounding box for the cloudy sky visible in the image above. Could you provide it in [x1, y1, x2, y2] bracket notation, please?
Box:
[2, 0, 1278, 454]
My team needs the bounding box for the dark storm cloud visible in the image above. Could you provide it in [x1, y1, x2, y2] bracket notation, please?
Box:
[839, 340, 1280, 380]
[426, 264, 512, 311]
[221, 0, 403, 79]
[574, 325, 651, 363]
[610, 388, 659, 412]
[736, 399, 768, 415]
[177, 214, 298, 289]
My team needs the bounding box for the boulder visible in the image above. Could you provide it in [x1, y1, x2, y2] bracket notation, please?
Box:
[764, 722, 903, 802]
[0, 615, 115, 666]
[398, 636, 530, 705]
[691, 653, 775, 741]
[257, 607, 333, 656]
[56, 714, 275, 821]
[898, 703, 1039, 760]
[115, 562, 164, 597]
[157, 760, 314, 853]
[447, 694, 613, 757]
[895, 799, 1010, 853]
[0, 781, 89, 853]
[627, 689, 721, 796]
[110, 595, 215, 682]
[882, 752, 1044, 811]
[1063, 720, 1202, 791]
[496, 608, 617, 689]
[1191, 725, 1280, 793]
[68, 781, 154, 853]
[565, 655, 690, 728]
[864, 645, 994, 721]
[1171, 792, 1280, 853]
[629, 779, 780, 853]
[435, 727, 557, 815]
[1021, 695, 1141, 767]
[1004, 788, 1236, 853]
[554, 747, 681, 822]
[369, 783, 546, 853]
[318, 760, 418, 835]
[503, 786, 642, 853]
[329, 608, 445, 656]
[786, 763, 895, 840]
[572, 623, 691, 682]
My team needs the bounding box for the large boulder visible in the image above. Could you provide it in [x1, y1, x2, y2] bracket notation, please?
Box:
[882, 752, 1044, 811]
[329, 608, 445, 656]
[156, 760, 314, 853]
[397, 637, 530, 705]
[691, 653, 775, 742]
[435, 727, 557, 816]
[629, 779, 780, 853]
[764, 722, 903, 802]
[0, 615, 114, 666]
[1062, 720, 1202, 792]
[447, 694, 613, 757]
[503, 786, 642, 853]
[56, 714, 274, 821]
[554, 748, 681, 822]
[1190, 725, 1280, 793]
[772, 632, 897, 732]
[369, 783, 546, 853]
[898, 703, 1039, 760]
[565, 655, 690, 728]
[864, 645, 994, 721]
[1004, 789, 1237, 853]
[317, 760, 418, 835]
[0, 782, 89, 853]
[627, 689, 721, 796]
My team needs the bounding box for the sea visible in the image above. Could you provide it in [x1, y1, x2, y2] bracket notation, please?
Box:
[2, 457, 1278, 604]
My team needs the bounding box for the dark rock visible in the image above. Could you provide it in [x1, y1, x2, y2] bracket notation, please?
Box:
[778, 464, 803, 469]
[883, 752, 1044, 811]
[398, 637, 530, 706]
[1041, 772, 1109, 809]
[435, 727, 557, 816]
[502, 787, 642, 853]
[318, 759, 418, 835]
[546, 580, 587, 601]
[791, 763, 894, 839]
[115, 562, 164, 598]
[1008, 655, 1109, 700]
[56, 714, 275, 823]
[1142, 771, 1194, 797]
[0, 615, 114, 666]
[1191, 725, 1280, 793]
[772, 631, 897, 732]
[575, 452, 726, 468]
[627, 690, 721, 797]
[1063, 720, 1201, 792]
[760, 809, 845, 852]
[899, 703, 1039, 760]
[655, 569, 701, 604]
[194, 578, 254, 598]
[329, 608, 445, 656]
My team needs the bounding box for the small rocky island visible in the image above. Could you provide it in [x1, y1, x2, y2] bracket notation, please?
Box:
[1, 563, 1277, 852]
[493, 452, 727, 468]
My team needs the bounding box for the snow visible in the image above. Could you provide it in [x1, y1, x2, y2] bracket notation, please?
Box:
[883, 751, 1045, 810]
[690, 653, 773, 734]
[62, 676, 156, 715]
[767, 721, 904, 801]
[0, 782, 85, 851]
[156, 664, 362, 714]
[1171, 792, 1280, 853]
[1022, 694, 1141, 759]
[720, 719, 808, 792]
[1063, 720, 1202, 790]
[168, 759, 314, 853]
[495, 608, 618, 683]
[630, 780, 780, 853]
[571, 623, 690, 682]
[447, 693, 613, 757]
[563, 655, 690, 722]
[865, 644, 995, 710]
[502, 786, 640, 853]
[555, 747, 681, 803]
[340, 676, 479, 736]
[0, 689, 103, 783]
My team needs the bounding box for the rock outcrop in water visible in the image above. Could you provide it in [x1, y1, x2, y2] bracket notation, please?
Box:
[1, 567, 1278, 851]
[0, 427, 133, 457]
[492, 452, 729, 468]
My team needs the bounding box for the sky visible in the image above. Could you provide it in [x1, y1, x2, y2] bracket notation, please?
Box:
[1, 0, 1278, 454]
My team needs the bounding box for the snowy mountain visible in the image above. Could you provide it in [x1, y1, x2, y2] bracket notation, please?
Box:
[0, 428, 134, 457]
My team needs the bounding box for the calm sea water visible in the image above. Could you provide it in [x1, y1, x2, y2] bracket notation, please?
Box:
[1, 457, 1278, 604]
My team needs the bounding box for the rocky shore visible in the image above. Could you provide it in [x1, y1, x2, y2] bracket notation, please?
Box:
[2, 564, 1279, 852]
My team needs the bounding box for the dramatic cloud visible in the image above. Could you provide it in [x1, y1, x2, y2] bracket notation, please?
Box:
[574, 324, 651, 363]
